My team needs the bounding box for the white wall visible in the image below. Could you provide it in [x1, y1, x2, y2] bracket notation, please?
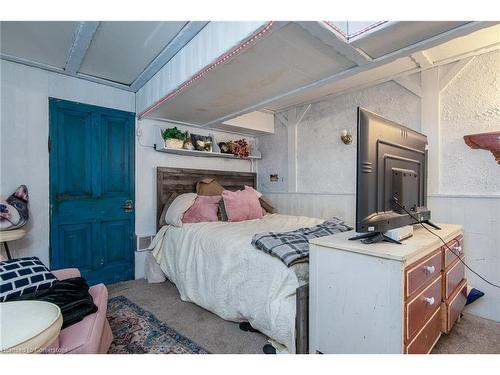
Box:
[257, 51, 500, 322]
[134, 118, 256, 277]
[0, 60, 135, 265]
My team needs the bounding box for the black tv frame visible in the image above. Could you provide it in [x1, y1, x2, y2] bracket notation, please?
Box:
[349, 108, 439, 244]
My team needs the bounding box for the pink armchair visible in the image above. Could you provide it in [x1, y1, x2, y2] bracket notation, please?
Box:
[45, 268, 113, 354]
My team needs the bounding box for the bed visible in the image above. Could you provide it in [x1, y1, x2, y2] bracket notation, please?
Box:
[151, 167, 323, 353]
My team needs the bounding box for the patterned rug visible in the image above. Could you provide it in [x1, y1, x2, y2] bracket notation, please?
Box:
[107, 295, 209, 354]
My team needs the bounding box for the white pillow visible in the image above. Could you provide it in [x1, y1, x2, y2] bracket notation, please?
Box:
[165, 193, 197, 227]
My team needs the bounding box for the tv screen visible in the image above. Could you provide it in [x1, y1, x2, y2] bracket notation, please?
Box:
[354, 107, 431, 235]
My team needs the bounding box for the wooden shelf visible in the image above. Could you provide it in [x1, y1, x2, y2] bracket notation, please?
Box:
[463, 131, 500, 164]
[153, 145, 261, 160]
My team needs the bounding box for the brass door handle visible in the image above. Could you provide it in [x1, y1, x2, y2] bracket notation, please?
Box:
[122, 199, 134, 212]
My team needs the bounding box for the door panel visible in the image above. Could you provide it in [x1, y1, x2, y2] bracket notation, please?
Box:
[101, 114, 131, 196]
[56, 110, 93, 199]
[59, 222, 93, 274]
[102, 220, 132, 264]
[50, 98, 135, 285]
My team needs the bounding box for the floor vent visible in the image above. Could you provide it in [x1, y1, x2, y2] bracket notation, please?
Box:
[136, 234, 154, 251]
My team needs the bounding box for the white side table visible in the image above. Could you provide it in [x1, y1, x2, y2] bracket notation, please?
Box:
[0, 229, 26, 260]
[0, 300, 63, 353]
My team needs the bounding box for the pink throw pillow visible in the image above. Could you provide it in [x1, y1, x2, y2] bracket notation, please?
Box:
[222, 188, 263, 222]
[243, 186, 267, 216]
[182, 195, 221, 223]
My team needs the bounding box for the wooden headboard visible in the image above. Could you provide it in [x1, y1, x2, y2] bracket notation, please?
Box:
[156, 167, 256, 229]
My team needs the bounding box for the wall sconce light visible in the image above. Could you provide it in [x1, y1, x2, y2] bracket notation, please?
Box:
[341, 129, 353, 145]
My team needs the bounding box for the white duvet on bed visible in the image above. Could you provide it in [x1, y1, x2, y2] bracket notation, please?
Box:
[150, 213, 324, 353]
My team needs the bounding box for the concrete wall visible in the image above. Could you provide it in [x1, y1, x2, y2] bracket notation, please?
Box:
[440, 51, 500, 194]
[0, 60, 135, 265]
[257, 51, 500, 322]
[134, 118, 255, 277]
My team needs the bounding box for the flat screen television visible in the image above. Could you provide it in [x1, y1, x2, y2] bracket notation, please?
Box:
[351, 107, 438, 244]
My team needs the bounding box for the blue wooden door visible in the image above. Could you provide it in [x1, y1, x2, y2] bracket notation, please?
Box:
[49, 98, 135, 285]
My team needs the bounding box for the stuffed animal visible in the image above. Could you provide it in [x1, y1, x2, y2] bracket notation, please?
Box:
[0, 185, 29, 231]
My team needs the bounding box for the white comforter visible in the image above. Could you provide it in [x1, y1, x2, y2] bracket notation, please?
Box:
[150, 213, 324, 353]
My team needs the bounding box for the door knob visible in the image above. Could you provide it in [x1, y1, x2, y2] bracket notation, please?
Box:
[423, 265, 435, 274]
[122, 199, 134, 213]
[423, 297, 435, 305]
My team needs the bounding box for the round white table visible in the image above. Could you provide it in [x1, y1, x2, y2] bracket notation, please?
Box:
[0, 228, 26, 259]
[0, 300, 63, 353]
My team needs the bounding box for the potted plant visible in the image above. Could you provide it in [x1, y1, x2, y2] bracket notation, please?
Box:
[161, 127, 189, 149]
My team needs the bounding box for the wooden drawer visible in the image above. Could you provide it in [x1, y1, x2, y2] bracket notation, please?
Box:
[443, 256, 465, 299]
[443, 235, 463, 269]
[405, 307, 441, 354]
[405, 275, 442, 342]
[405, 250, 442, 298]
[443, 280, 467, 333]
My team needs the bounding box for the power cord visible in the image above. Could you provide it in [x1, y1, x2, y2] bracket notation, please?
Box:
[136, 125, 155, 149]
[392, 197, 500, 289]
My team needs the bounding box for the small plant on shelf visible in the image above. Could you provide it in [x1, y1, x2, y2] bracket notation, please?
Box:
[161, 127, 189, 149]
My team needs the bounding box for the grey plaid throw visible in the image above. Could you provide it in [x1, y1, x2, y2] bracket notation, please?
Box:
[251, 217, 352, 267]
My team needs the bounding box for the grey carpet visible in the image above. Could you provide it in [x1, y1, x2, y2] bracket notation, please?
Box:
[432, 313, 500, 354]
[107, 279, 500, 354]
[107, 279, 268, 354]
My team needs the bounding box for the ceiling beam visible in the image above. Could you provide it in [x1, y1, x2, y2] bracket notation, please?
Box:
[200, 21, 496, 128]
[0, 53, 134, 92]
[65, 22, 100, 74]
[296, 21, 373, 66]
[411, 51, 433, 69]
[130, 21, 209, 92]
[275, 44, 500, 113]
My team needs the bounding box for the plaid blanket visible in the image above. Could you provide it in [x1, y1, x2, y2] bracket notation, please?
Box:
[251, 217, 352, 267]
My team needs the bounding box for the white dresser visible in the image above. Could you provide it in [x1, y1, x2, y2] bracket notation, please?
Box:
[309, 223, 466, 354]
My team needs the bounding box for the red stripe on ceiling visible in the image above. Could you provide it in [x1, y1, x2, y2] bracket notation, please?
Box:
[323, 21, 348, 38]
[323, 20, 388, 39]
[138, 21, 275, 120]
[348, 21, 388, 38]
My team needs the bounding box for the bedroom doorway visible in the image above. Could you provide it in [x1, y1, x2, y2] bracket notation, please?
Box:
[49, 98, 135, 285]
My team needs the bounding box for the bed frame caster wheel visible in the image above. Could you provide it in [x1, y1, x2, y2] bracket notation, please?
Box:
[239, 322, 261, 333]
[263, 344, 276, 354]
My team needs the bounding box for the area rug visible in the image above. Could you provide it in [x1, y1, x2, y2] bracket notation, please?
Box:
[107, 295, 209, 354]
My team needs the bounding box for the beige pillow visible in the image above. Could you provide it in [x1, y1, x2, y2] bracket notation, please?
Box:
[165, 193, 197, 227]
[159, 192, 179, 227]
[259, 195, 274, 214]
[196, 178, 224, 196]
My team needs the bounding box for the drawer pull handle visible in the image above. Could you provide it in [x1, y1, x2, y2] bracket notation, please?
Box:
[423, 265, 436, 274]
[423, 297, 435, 305]
[453, 246, 462, 253]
